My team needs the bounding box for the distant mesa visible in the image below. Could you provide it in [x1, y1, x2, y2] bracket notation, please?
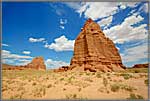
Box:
[132, 63, 148, 68]
[2, 57, 46, 70]
[27, 56, 46, 70]
[55, 18, 125, 72]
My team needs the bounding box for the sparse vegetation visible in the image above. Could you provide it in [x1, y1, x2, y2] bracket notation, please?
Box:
[110, 84, 120, 92]
[33, 86, 46, 97]
[2, 69, 148, 100]
[86, 72, 91, 76]
[47, 84, 52, 88]
[96, 73, 101, 78]
[120, 73, 133, 80]
[78, 88, 82, 92]
[66, 94, 77, 99]
[103, 77, 108, 87]
[63, 88, 66, 91]
[120, 84, 136, 92]
[127, 93, 144, 99]
[60, 78, 64, 81]
[32, 82, 37, 86]
[98, 87, 104, 92]
[111, 83, 136, 92]
[84, 78, 93, 82]
[144, 79, 148, 86]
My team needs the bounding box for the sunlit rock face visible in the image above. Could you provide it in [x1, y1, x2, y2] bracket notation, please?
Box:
[70, 18, 125, 72]
[27, 57, 46, 70]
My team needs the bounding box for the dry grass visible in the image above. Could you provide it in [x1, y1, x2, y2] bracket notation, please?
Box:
[2, 69, 148, 100]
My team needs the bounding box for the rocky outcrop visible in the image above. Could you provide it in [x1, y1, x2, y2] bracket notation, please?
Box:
[132, 63, 148, 68]
[53, 66, 70, 72]
[70, 18, 125, 72]
[2, 57, 46, 70]
[26, 57, 46, 70]
[2, 64, 25, 70]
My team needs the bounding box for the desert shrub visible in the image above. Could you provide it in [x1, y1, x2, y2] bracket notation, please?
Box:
[103, 78, 108, 87]
[127, 93, 144, 99]
[32, 82, 37, 86]
[92, 72, 95, 75]
[17, 86, 25, 91]
[78, 88, 82, 92]
[46, 77, 49, 80]
[79, 72, 83, 76]
[144, 79, 148, 86]
[96, 73, 101, 78]
[47, 84, 52, 88]
[63, 88, 66, 91]
[97, 88, 104, 92]
[110, 84, 120, 92]
[120, 73, 132, 80]
[60, 78, 64, 81]
[120, 85, 135, 92]
[107, 76, 111, 79]
[111, 83, 136, 92]
[33, 86, 46, 97]
[136, 95, 144, 99]
[66, 94, 77, 99]
[67, 76, 75, 83]
[86, 72, 91, 76]
[10, 94, 22, 99]
[84, 78, 93, 82]
[107, 90, 109, 93]
[107, 73, 110, 76]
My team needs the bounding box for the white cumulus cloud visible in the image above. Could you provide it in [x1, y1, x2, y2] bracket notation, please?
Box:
[45, 58, 69, 68]
[59, 18, 67, 29]
[22, 51, 31, 55]
[98, 16, 113, 27]
[66, 2, 138, 20]
[121, 42, 148, 64]
[29, 37, 45, 42]
[2, 43, 9, 47]
[44, 35, 75, 52]
[60, 25, 65, 29]
[60, 19, 67, 24]
[103, 14, 148, 44]
[2, 50, 32, 65]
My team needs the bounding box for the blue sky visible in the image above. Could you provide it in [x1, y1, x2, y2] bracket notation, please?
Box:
[2, 2, 149, 68]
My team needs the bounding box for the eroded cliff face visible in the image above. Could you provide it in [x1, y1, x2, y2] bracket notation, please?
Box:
[70, 18, 125, 72]
[27, 57, 46, 70]
[2, 57, 46, 70]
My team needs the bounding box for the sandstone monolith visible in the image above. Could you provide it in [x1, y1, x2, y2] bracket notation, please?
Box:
[70, 18, 125, 72]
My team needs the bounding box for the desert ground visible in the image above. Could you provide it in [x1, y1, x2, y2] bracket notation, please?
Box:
[2, 68, 148, 100]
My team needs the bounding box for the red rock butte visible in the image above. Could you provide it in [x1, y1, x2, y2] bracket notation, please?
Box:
[70, 18, 125, 72]
[27, 57, 46, 70]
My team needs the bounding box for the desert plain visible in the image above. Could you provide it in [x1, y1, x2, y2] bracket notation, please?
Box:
[2, 67, 148, 100]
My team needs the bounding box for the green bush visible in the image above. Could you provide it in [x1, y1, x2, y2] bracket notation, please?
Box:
[120, 73, 132, 80]
[103, 78, 108, 87]
[127, 93, 144, 99]
[144, 79, 148, 86]
[96, 73, 101, 78]
[110, 84, 120, 92]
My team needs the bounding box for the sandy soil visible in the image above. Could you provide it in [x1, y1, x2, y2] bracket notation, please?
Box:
[2, 69, 148, 100]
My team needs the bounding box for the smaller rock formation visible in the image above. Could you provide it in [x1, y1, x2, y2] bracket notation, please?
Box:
[132, 63, 148, 68]
[53, 66, 70, 72]
[26, 57, 46, 70]
[2, 57, 46, 70]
